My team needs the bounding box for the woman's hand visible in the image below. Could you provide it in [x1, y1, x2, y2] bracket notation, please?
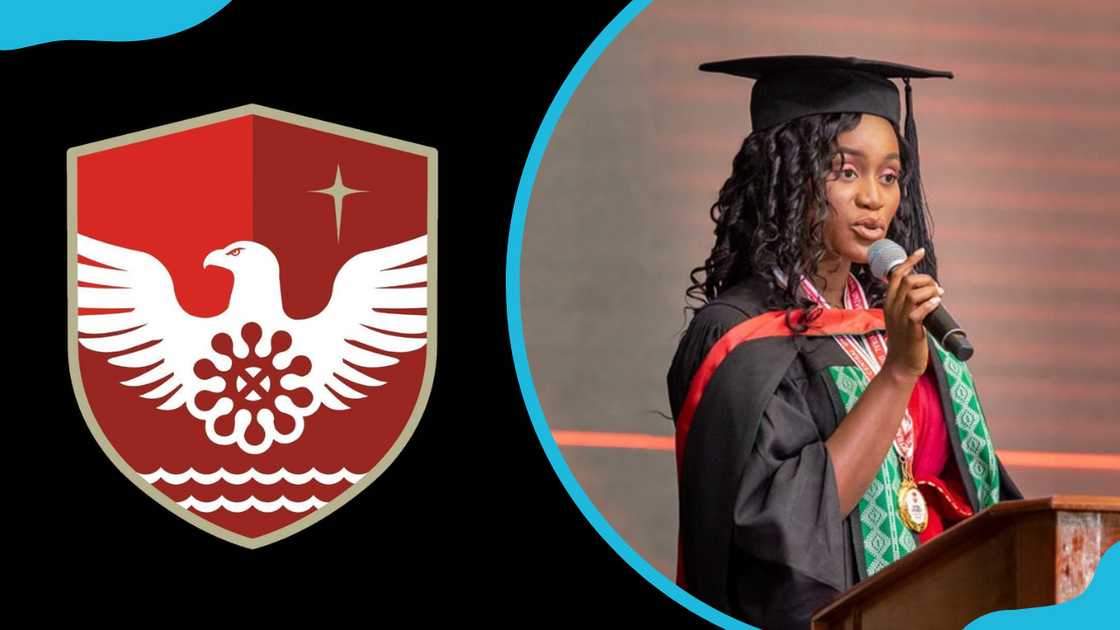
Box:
[881, 248, 942, 380]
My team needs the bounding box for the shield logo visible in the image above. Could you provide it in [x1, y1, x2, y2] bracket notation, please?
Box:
[67, 104, 437, 548]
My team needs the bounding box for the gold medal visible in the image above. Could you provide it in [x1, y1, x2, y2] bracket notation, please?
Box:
[898, 479, 928, 533]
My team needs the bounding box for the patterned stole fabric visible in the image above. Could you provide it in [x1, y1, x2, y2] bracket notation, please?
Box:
[932, 340, 1001, 510]
[829, 366, 917, 575]
[827, 339, 1001, 577]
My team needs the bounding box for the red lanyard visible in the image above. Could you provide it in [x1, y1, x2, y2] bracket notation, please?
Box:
[798, 275, 916, 471]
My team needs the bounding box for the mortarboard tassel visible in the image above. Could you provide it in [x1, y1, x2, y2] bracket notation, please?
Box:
[903, 77, 919, 176]
[902, 77, 937, 280]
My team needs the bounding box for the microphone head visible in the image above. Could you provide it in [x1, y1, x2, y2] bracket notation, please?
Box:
[868, 239, 908, 280]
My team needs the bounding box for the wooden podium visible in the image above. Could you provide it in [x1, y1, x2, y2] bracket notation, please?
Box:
[811, 496, 1120, 630]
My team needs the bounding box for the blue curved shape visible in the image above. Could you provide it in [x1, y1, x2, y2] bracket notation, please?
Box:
[504, 1, 753, 628]
[967, 543, 1120, 628]
[1, 0, 230, 50]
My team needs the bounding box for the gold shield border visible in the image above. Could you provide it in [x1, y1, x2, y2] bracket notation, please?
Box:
[66, 104, 438, 549]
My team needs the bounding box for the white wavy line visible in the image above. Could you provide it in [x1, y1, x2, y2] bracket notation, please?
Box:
[139, 468, 367, 486]
[177, 496, 327, 514]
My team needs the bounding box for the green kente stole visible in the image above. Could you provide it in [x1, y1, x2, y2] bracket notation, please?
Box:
[827, 338, 1001, 577]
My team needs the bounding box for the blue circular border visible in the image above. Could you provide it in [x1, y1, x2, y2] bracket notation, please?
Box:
[503, 1, 751, 627]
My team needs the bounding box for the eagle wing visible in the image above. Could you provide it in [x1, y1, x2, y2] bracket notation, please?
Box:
[281, 234, 429, 412]
[76, 234, 222, 413]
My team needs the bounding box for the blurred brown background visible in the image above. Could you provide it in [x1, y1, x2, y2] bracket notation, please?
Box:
[520, 0, 1119, 578]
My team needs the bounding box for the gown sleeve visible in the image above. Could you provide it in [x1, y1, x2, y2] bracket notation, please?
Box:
[671, 297, 849, 628]
[728, 362, 848, 624]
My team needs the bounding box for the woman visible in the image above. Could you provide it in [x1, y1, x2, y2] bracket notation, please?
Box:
[666, 56, 1022, 630]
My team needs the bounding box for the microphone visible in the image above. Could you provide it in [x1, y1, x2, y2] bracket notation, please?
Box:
[868, 239, 974, 361]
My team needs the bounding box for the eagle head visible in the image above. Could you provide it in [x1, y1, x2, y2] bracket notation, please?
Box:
[203, 241, 278, 275]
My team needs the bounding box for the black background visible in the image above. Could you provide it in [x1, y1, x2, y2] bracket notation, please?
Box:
[6, 1, 710, 624]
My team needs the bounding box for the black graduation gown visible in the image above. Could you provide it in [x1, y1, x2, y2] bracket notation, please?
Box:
[667, 277, 1023, 630]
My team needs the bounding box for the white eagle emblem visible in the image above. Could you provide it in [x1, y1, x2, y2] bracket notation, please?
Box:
[77, 233, 428, 454]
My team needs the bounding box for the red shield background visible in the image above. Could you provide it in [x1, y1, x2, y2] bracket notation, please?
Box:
[68, 106, 436, 546]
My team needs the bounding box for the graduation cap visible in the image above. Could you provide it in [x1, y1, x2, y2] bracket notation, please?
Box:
[699, 55, 953, 178]
[699, 54, 951, 135]
[700, 55, 951, 278]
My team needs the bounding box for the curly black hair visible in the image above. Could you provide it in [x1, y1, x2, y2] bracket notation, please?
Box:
[686, 112, 938, 332]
